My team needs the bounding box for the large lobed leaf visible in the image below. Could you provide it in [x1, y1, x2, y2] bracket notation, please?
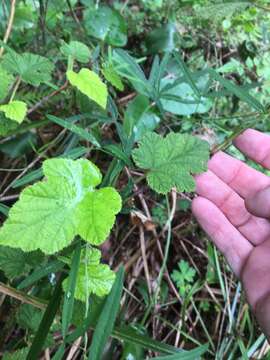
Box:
[2, 50, 54, 86]
[0, 158, 122, 254]
[132, 132, 209, 194]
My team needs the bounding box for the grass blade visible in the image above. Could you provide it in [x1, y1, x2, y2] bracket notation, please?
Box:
[173, 52, 201, 98]
[47, 114, 101, 148]
[62, 240, 81, 338]
[17, 260, 65, 290]
[208, 68, 265, 112]
[26, 273, 66, 360]
[153, 344, 209, 359]
[87, 266, 124, 360]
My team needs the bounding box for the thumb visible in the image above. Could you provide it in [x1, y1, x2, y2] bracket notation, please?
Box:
[245, 186, 270, 219]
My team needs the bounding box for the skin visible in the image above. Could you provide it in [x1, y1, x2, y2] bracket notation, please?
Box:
[192, 128, 270, 339]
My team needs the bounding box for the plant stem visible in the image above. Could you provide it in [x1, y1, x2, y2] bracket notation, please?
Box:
[0, 282, 47, 310]
[0, 0, 16, 58]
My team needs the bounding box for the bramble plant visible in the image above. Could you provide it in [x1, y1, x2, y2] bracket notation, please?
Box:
[0, 0, 269, 359]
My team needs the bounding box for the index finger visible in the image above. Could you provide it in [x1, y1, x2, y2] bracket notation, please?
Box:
[234, 128, 270, 169]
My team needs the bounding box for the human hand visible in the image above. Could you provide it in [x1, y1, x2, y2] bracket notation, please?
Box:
[192, 129, 270, 338]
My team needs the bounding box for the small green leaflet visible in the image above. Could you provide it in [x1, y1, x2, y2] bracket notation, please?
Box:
[62, 248, 115, 301]
[132, 132, 209, 194]
[0, 101, 27, 123]
[102, 63, 124, 91]
[0, 158, 122, 254]
[0, 66, 13, 100]
[67, 68, 108, 109]
[2, 50, 54, 86]
[60, 41, 91, 63]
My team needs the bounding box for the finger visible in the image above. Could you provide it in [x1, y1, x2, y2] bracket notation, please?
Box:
[241, 239, 270, 310]
[241, 239, 270, 340]
[208, 152, 270, 199]
[245, 185, 270, 219]
[195, 170, 270, 245]
[234, 129, 270, 169]
[192, 197, 253, 277]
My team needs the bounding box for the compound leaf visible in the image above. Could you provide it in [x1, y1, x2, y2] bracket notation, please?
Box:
[132, 132, 209, 194]
[67, 68, 108, 109]
[60, 41, 91, 63]
[2, 50, 54, 86]
[0, 158, 121, 254]
[0, 100, 27, 123]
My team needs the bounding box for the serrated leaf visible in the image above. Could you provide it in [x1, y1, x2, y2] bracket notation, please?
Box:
[102, 63, 124, 91]
[67, 68, 108, 109]
[0, 101, 27, 123]
[63, 248, 115, 302]
[0, 158, 121, 254]
[132, 132, 209, 194]
[0, 66, 13, 100]
[60, 41, 91, 63]
[2, 51, 54, 86]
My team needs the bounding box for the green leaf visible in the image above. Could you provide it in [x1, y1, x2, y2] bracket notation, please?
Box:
[17, 260, 65, 290]
[112, 49, 150, 96]
[132, 132, 209, 194]
[145, 23, 179, 54]
[0, 65, 13, 100]
[102, 63, 124, 91]
[0, 245, 31, 278]
[67, 68, 108, 109]
[87, 266, 124, 360]
[63, 248, 115, 301]
[17, 304, 43, 333]
[0, 101, 27, 123]
[0, 113, 19, 136]
[2, 51, 54, 86]
[84, 5, 127, 47]
[153, 343, 209, 359]
[26, 274, 65, 360]
[47, 114, 101, 148]
[208, 68, 265, 113]
[60, 40, 91, 63]
[77, 187, 122, 245]
[0, 158, 121, 254]
[160, 76, 212, 116]
[124, 95, 160, 142]
[62, 241, 81, 338]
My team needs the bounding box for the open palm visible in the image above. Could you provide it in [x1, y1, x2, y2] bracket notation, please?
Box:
[192, 129, 270, 338]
